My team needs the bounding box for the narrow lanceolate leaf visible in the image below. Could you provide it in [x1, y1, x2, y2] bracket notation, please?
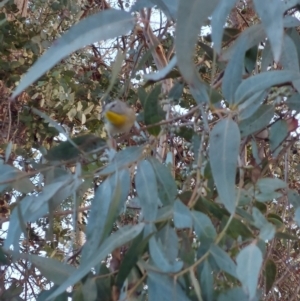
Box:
[269, 120, 288, 152]
[239, 104, 274, 137]
[135, 160, 159, 221]
[24, 255, 76, 285]
[175, 0, 219, 104]
[147, 272, 192, 301]
[210, 244, 237, 278]
[150, 0, 179, 21]
[235, 70, 300, 104]
[46, 224, 144, 301]
[236, 244, 263, 300]
[280, 34, 300, 92]
[149, 157, 177, 205]
[211, 0, 238, 53]
[221, 16, 300, 62]
[222, 36, 246, 105]
[12, 9, 135, 98]
[253, 0, 284, 62]
[265, 259, 277, 294]
[209, 118, 240, 214]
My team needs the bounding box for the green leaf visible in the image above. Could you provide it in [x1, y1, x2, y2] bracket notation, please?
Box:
[235, 71, 300, 104]
[226, 217, 253, 239]
[221, 16, 300, 62]
[143, 85, 165, 136]
[236, 244, 263, 299]
[116, 231, 151, 288]
[45, 134, 106, 161]
[253, 0, 284, 62]
[275, 231, 299, 240]
[261, 42, 273, 71]
[211, 0, 238, 53]
[46, 224, 144, 301]
[82, 277, 97, 301]
[209, 118, 240, 213]
[147, 271, 192, 301]
[210, 244, 237, 278]
[5, 175, 78, 251]
[252, 208, 276, 241]
[238, 91, 266, 121]
[12, 9, 135, 98]
[150, 0, 178, 20]
[199, 260, 214, 301]
[239, 104, 274, 137]
[176, 0, 219, 104]
[144, 56, 177, 82]
[217, 287, 255, 301]
[244, 45, 258, 74]
[288, 189, 300, 208]
[148, 157, 177, 205]
[265, 259, 277, 294]
[280, 34, 300, 92]
[191, 210, 216, 241]
[173, 200, 192, 229]
[149, 225, 183, 273]
[295, 207, 300, 227]
[81, 170, 130, 264]
[37, 286, 69, 301]
[222, 36, 246, 105]
[286, 92, 300, 112]
[269, 120, 288, 152]
[135, 160, 159, 221]
[98, 146, 144, 176]
[0, 164, 34, 194]
[256, 177, 286, 193]
[24, 254, 76, 285]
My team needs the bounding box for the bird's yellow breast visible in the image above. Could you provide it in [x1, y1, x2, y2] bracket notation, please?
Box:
[105, 110, 127, 126]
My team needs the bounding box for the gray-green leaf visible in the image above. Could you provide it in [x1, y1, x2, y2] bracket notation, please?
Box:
[236, 244, 263, 299]
[209, 118, 240, 213]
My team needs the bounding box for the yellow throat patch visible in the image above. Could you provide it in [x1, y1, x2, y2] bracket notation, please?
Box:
[105, 110, 127, 126]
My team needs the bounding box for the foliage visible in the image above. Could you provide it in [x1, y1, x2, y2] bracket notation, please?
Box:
[1, 0, 300, 300]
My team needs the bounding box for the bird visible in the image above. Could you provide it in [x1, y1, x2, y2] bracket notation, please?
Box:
[102, 99, 136, 136]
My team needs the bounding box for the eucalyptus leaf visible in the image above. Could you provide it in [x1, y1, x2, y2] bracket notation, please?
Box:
[286, 93, 300, 112]
[46, 224, 145, 301]
[239, 105, 274, 137]
[12, 9, 135, 98]
[176, 0, 219, 104]
[235, 71, 300, 104]
[265, 259, 277, 293]
[98, 146, 144, 176]
[81, 170, 130, 265]
[135, 160, 159, 221]
[149, 226, 183, 273]
[211, 0, 238, 53]
[143, 85, 165, 136]
[256, 177, 286, 193]
[191, 210, 216, 241]
[210, 244, 237, 278]
[269, 120, 288, 152]
[253, 0, 284, 62]
[24, 254, 76, 285]
[280, 34, 300, 92]
[173, 200, 192, 229]
[209, 118, 240, 213]
[147, 271, 192, 301]
[222, 36, 246, 105]
[144, 56, 177, 82]
[199, 260, 213, 301]
[236, 244, 263, 299]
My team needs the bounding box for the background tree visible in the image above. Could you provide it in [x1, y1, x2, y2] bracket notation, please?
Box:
[1, 0, 300, 300]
